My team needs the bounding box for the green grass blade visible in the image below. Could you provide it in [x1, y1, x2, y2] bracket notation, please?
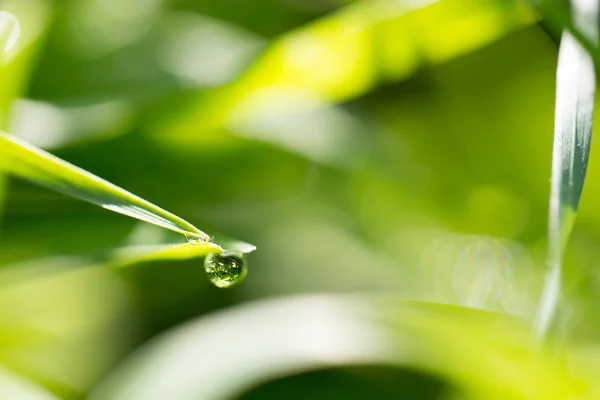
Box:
[0, 241, 253, 287]
[0, 133, 210, 242]
[110, 242, 224, 269]
[109, 239, 255, 269]
[535, 0, 598, 338]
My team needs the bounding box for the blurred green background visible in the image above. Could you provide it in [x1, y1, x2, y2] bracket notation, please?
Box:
[1, 0, 600, 399]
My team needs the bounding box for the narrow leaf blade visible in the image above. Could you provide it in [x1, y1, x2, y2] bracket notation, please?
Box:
[536, 0, 598, 338]
[0, 133, 210, 241]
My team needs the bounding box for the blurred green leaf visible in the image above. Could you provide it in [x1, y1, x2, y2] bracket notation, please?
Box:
[90, 295, 577, 400]
[533, 0, 600, 66]
[0, 261, 138, 398]
[0, 365, 60, 400]
[0, 240, 242, 288]
[110, 243, 223, 268]
[0, 1, 52, 228]
[0, 11, 20, 58]
[238, 366, 447, 400]
[0, 0, 51, 122]
[0, 175, 5, 223]
[156, 0, 535, 142]
[0, 133, 210, 242]
[535, 0, 597, 338]
[0, 238, 252, 397]
[2, 0, 600, 399]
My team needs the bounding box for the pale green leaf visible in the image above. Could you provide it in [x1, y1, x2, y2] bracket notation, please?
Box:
[0, 2, 53, 227]
[0, 241, 253, 397]
[0, 366, 60, 400]
[0, 239, 256, 287]
[110, 243, 224, 269]
[89, 295, 576, 400]
[156, 0, 535, 143]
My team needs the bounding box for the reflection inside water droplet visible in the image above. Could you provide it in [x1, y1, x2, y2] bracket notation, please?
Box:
[204, 252, 247, 288]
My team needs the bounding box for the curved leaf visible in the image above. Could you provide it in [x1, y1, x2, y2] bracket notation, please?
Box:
[0, 366, 60, 400]
[156, 0, 535, 141]
[90, 296, 574, 400]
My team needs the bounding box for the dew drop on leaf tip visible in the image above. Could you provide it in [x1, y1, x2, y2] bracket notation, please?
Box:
[204, 252, 247, 288]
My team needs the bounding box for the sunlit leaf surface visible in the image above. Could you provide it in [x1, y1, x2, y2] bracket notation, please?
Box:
[535, 0, 597, 339]
[0, 133, 210, 242]
[0, 0, 598, 398]
[90, 295, 575, 400]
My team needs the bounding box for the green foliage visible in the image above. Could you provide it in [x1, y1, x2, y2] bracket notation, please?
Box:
[90, 296, 572, 400]
[1, 0, 600, 399]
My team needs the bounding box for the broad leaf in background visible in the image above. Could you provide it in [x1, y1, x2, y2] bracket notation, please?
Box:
[0, 237, 251, 398]
[0, 133, 211, 242]
[0, 365, 60, 400]
[155, 0, 535, 143]
[90, 295, 576, 400]
[535, 0, 598, 338]
[0, 255, 139, 398]
[0, 4, 71, 398]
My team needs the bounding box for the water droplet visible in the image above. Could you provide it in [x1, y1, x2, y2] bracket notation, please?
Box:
[0, 12, 20, 57]
[204, 252, 247, 288]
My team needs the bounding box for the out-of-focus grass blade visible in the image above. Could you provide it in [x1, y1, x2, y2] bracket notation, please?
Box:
[535, 0, 598, 338]
[157, 0, 535, 141]
[0, 133, 210, 242]
[0, 11, 20, 58]
[110, 239, 255, 268]
[0, 366, 60, 400]
[0, 241, 249, 288]
[534, 0, 599, 65]
[0, 259, 138, 398]
[0, 175, 6, 224]
[0, 2, 52, 227]
[89, 295, 575, 400]
[110, 243, 224, 269]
